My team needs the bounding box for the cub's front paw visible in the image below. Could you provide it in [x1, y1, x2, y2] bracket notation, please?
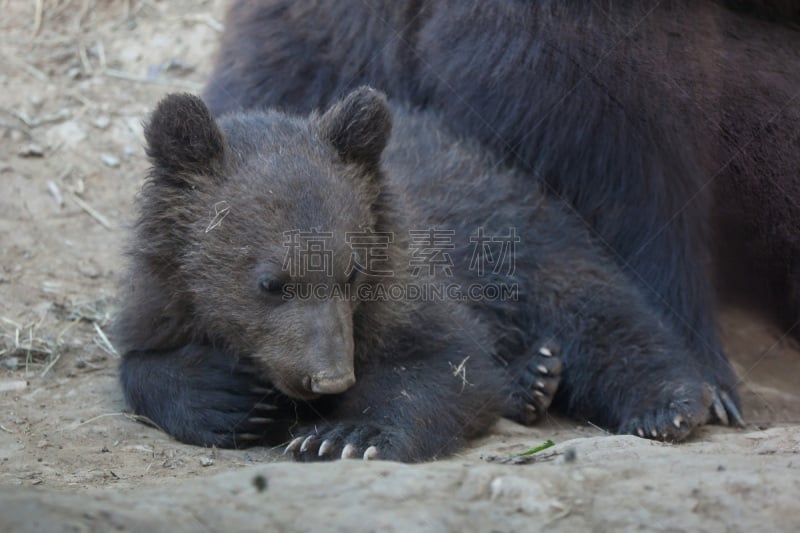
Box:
[504, 343, 562, 425]
[177, 373, 286, 448]
[284, 423, 399, 462]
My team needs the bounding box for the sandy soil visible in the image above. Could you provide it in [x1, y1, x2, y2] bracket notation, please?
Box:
[0, 1, 798, 531]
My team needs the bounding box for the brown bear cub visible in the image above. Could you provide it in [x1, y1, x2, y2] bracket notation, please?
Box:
[116, 88, 740, 462]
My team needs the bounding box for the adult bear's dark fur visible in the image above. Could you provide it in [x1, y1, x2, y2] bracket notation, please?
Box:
[116, 88, 737, 462]
[725, 0, 800, 20]
[203, 0, 800, 413]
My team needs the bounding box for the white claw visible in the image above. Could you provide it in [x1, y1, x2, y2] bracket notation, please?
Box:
[651, 429, 658, 438]
[533, 389, 546, 398]
[535, 380, 545, 389]
[318, 440, 333, 456]
[363, 446, 379, 460]
[637, 428, 645, 437]
[673, 415, 683, 429]
[536, 365, 549, 375]
[284, 436, 304, 454]
[300, 435, 315, 452]
[341, 443, 358, 459]
[711, 393, 730, 426]
[539, 347, 553, 357]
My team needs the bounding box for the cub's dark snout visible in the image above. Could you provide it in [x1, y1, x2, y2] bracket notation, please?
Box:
[302, 298, 355, 395]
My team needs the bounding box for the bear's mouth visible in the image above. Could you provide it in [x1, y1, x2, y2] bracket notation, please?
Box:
[269, 373, 356, 401]
[253, 352, 356, 400]
[271, 377, 322, 401]
[306, 372, 356, 395]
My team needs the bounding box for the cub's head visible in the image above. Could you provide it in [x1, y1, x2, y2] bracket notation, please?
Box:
[138, 87, 393, 400]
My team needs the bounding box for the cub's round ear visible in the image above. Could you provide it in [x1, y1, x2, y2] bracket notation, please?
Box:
[144, 93, 226, 181]
[318, 86, 392, 169]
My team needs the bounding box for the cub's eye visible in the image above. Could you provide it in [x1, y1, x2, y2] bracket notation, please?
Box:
[259, 277, 285, 294]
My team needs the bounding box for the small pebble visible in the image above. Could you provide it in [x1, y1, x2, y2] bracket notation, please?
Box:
[0, 380, 28, 393]
[164, 58, 195, 75]
[252, 474, 268, 493]
[200, 456, 214, 467]
[78, 261, 100, 279]
[18, 143, 44, 157]
[563, 447, 577, 463]
[92, 116, 111, 130]
[100, 153, 120, 168]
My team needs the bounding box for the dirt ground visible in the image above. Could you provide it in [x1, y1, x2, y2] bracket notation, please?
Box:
[0, 1, 798, 531]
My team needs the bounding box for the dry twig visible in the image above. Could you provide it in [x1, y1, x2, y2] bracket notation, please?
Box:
[68, 192, 113, 230]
